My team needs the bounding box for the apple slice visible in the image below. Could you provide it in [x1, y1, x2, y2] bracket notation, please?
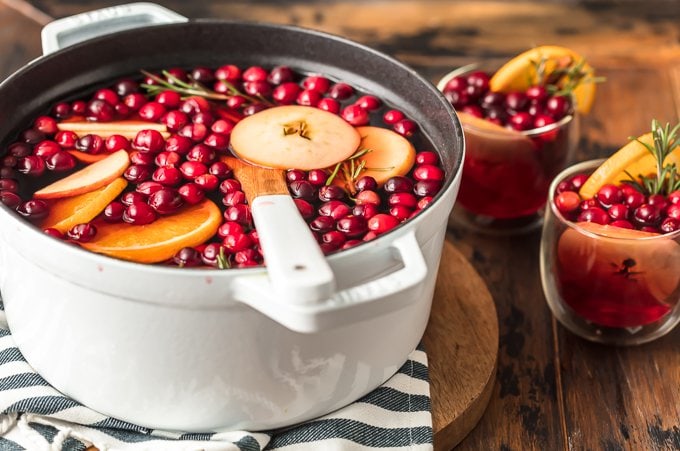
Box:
[34, 149, 130, 200]
[338, 126, 416, 187]
[67, 150, 109, 164]
[230, 105, 361, 170]
[41, 178, 127, 233]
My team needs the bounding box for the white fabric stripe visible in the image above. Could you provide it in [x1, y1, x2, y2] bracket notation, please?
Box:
[316, 403, 432, 429]
[379, 372, 430, 395]
[409, 350, 428, 366]
[0, 386, 65, 411]
[270, 437, 434, 451]
[0, 361, 37, 380]
[39, 405, 109, 426]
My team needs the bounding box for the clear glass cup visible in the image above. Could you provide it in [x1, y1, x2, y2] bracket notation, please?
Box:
[438, 65, 580, 235]
[540, 159, 680, 345]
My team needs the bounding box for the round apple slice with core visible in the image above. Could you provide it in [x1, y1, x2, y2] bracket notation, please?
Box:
[332, 126, 416, 187]
[230, 105, 361, 170]
[34, 149, 129, 200]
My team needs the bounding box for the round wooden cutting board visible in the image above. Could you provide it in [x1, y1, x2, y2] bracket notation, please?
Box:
[423, 240, 499, 450]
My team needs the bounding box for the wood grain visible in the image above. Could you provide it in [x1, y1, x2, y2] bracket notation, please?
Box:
[222, 156, 289, 205]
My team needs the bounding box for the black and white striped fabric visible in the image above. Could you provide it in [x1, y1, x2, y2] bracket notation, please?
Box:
[0, 300, 433, 450]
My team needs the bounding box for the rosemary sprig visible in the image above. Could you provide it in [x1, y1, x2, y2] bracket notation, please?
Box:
[216, 246, 231, 270]
[325, 147, 396, 194]
[530, 54, 604, 98]
[621, 120, 680, 195]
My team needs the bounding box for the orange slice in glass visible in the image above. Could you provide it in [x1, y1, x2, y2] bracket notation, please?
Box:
[82, 199, 222, 264]
[489, 45, 596, 114]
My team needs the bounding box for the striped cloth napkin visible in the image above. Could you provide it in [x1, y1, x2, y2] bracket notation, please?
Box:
[0, 299, 433, 450]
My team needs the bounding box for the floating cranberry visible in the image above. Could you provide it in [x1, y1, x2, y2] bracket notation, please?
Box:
[355, 190, 381, 206]
[294, 199, 315, 219]
[187, 144, 216, 164]
[525, 85, 548, 102]
[546, 95, 572, 119]
[165, 135, 193, 155]
[318, 200, 351, 220]
[555, 191, 581, 214]
[413, 180, 441, 197]
[220, 179, 241, 195]
[123, 93, 147, 111]
[34, 116, 58, 135]
[328, 82, 354, 100]
[577, 207, 610, 225]
[647, 194, 669, 210]
[390, 205, 412, 221]
[201, 243, 225, 267]
[134, 129, 165, 153]
[163, 110, 189, 131]
[166, 67, 188, 82]
[76, 134, 105, 154]
[413, 164, 444, 182]
[67, 223, 97, 242]
[86, 99, 115, 121]
[596, 184, 623, 207]
[388, 192, 418, 209]
[353, 176, 377, 192]
[123, 202, 157, 225]
[178, 183, 205, 205]
[444, 90, 469, 109]
[393, 119, 417, 137]
[227, 95, 247, 109]
[121, 191, 148, 207]
[173, 247, 203, 267]
[16, 156, 45, 176]
[288, 180, 316, 202]
[16, 199, 49, 221]
[222, 232, 253, 253]
[306, 169, 328, 186]
[623, 190, 645, 209]
[216, 64, 241, 82]
[103, 201, 125, 222]
[0, 168, 16, 179]
[286, 169, 306, 183]
[317, 98, 340, 114]
[634, 204, 661, 226]
[114, 79, 138, 97]
[138, 102, 166, 122]
[667, 204, 680, 220]
[416, 151, 438, 166]
[9, 142, 33, 158]
[272, 83, 301, 104]
[302, 75, 330, 94]
[509, 112, 533, 131]
[244, 81, 272, 97]
[124, 164, 152, 183]
[310, 215, 336, 233]
[337, 215, 368, 237]
[267, 66, 295, 85]
[668, 190, 680, 205]
[533, 114, 556, 129]
[222, 191, 246, 207]
[148, 188, 183, 214]
[297, 89, 321, 107]
[243, 104, 268, 116]
[342, 239, 362, 250]
[318, 185, 347, 202]
[52, 103, 71, 119]
[368, 213, 400, 234]
[22, 129, 46, 145]
[45, 151, 76, 171]
[224, 204, 252, 226]
[43, 228, 64, 239]
[0, 179, 19, 193]
[356, 95, 381, 111]
[0, 191, 21, 209]
[116, 104, 131, 118]
[191, 67, 215, 83]
[135, 181, 164, 196]
[341, 105, 369, 126]
[608, 203, 630, 220]
[94, 88, 119, 106]
[194, 174, 219, 192]
[384, 176, 413, 194]
[243, 66, 268, 82]
[353, 203, 379, 220]
[383, 110, 405, 125]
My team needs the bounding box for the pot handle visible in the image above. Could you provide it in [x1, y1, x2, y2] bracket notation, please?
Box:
[41, 2, 188, 55]
[232, 230, 429, 333]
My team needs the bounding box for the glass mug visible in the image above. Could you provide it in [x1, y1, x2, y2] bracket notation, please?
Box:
[540, 160, 680, 345]
[438, 64, 580, 234]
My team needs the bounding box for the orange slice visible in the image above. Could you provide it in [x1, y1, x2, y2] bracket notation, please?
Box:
[67, 150, 110, 164]
[82, 199, 222, 264]
[579, 132, 680, 199]
[332, 126, 415, 188]
[489, 45, 596, 114]
[41, 177, 127, 233]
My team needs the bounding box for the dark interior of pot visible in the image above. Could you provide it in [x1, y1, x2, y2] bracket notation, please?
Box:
[0, 20, 463, 190]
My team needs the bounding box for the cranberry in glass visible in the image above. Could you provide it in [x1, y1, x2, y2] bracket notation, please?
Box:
[384, 176, 413, 194]
[555, 191, 581, 214]
[624, 190, 645, 209]
[124, 164, 152, 183]
[467, 71, 490, 89]
[294, 199, 315, 219]
[329, 82, 354, 100]
[317, 98, 340, 114]
[660, 217, 680, 233]
[337, 215, 368, 238]
[577, 207, 610, 225]
[148, 188, 184, 214]
[194, 174, 219, 192]
[509, 112, 533, 131]
[318, 200, 351, 220]
[647, 194, 669, 210]
[545, 95, 572, 119]
[86, 99, 115, 121]
[462, 105, 484, 118]
[123, 202, 157, 225]
[178, 183, 205, 205]
[525, 85, 548, 102]
[610, 219, 634, 229]
[134, 129, 165, 153]
[444, 90, 469, 109]
[220, 179, 241, 195]
[273, 83, 302, 104]
[533, 114, 556, 129]
[579, 198, 599, 210]
[505, 92, 529, 112]
[481, 91, 506, 107]
[341, 105, 369, 126]
[608, 203, 630, 220]
[173, 247, 203, 267]
[321, 230, 346, 251]
[288, 180, 316, 202]
[45, 152, 76, 171]
[297, 89, 321, 107]
[211, 119, 234, 135]
[393, 119, 417, 137]
[596, 184, 623, 207]
[668, 190, 680, 205]
[310, 215, 336, 233]
[16, 156, 45, 176]
[634, 204, 661, 226]
[0, 191, 21, 209]
[318, 185, 346, 202]
[356, 95, 381, 111]
[16, 199, 49, 221]
[667, 204, 680, 220]
[67, 223, 97, 242]
[267, 66, 295, 85]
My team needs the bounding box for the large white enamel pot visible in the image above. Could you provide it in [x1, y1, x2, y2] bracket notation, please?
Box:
[0, 3, 464, 432]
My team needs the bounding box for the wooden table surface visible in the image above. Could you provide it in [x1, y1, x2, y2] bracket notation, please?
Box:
[1, 0, 679, 449]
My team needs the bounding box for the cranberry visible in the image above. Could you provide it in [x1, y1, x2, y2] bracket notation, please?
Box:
[610, 219, 634, 229]
[178, 183, 205, 205]
[302, 75, 330, 93]
[384, 176, 413, 193]
[216, 64, 241, 82]
[481, 91, 506, 107]
[321, 231, 346, 252]
[242, 104, 268, 116]
[624, 190, 646, 209]
[355, 176, 378, 192]
[297, 89, 321, 107]
[393, 119, 418, 137]
[190, 67, 215, 84]
[341, 105, 370, 126]
[306, 169, 328, 186]
[45, 152, 76, 171]
[43, 228, 64, 239]
[569, 174, 589, 190]
[9, 142, 33, 158]
[187, 144, 216, 164]
[121, 191, 147, 207]
[208, 162, 231, 179]
[272, 82, 301, 104]
[660, 217, 680, 233]
[267, 66, 295, 85]
[318, 185, 347, 202]
[16, 156, 45, 176]
[134, 129, 165, 153]
[368, 213, 400, 234]
[173, 247, 203, 267]
[647, 194, 669, 210]
[445, 90, 469, 109]
[668, 190, 680, 205]
[234, 248, 260, 264]
[667, 204, 680, 220]
[217, 222, 244, 239]
[166, 67, 188, 83]
[355, 95, 381, 111]
[416, 151, 438, 165]
[318, 200, 351, 220]
[102, 201, 125, 222]
[148, 188, 183, 214]
[33, 140, 61, 159]
[0, 191, 21, 209]
[525, 85, 548, 102]
[0, 179, 19, 193]
[94, 88, 119, 106]
[222, 191, 247, 207]
[355, 190, 381, 206]
[310, 215, 336, 233]
[222, 232, 253, 253]
[227, 95, 247, 109]
[220, 179, 241, 195]
[76, 134, 105, 154]
[201, 243, 226, 267]
[580, 198, 599, 210]
[114, 79, 138, 97]
[383, 110, 405, 125]
[318, 97, 340, 114]
[138, 102, 166, 122]
[163, 110, 189, 131]
[353, 203, 379, 220]
[329, 82, 354, 100]
[509, 112, 533, 131]
[243, 66, 268, 82]
[67, 223, 97, 242]
[16, 199, 49, 221]
[244, 81, 272, 97]
[596, 184, 623, 207]
[505, 92, 529, 112]
[165, 135, 193, 155]
[53, 103, 71, 118]
[194, 174, 219, 192]
[413, 180, 441, 197]
[342, 239, 362, 250]
[556, 192, 582, 214]
[577, 207, 610, 225]
[418, 196, 433, 210]
[104, 134, 129, 152]
[179, 161, 208, 180]
[294, 199, 315, 219]
[337, 215, 368, 238]
[533, 114, 556, 129]
[286, 169, 306, 183]
[413, 164, 444, 182]
[389, 205, 413, 221]
[124, 164, 152, 183]
[608, 203, 630, 220]
[70, 101, 85, 115]
[462, 105, 484, 118]
[129, 151, 155, 166]
[34, 116, 58, 135]
[123, 93, 147, 111]
[288, 180, 316, 201]
[153, 166, 182, 186]
[203, 133, 229, 151]
[21, 129, 46, 145]
[545, 95, 572, 119]
[224, 204, 252, 226]
[135, 181, 164, 196]
[388, 192, 418, 209]
[634, 204, 662, 226]
[1, 155, 16, 168]
[86, 99, 115, 121]
[123, 202, 157, 225]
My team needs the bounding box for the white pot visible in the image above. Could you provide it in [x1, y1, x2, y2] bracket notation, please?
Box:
[0, 3, 464, 431]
